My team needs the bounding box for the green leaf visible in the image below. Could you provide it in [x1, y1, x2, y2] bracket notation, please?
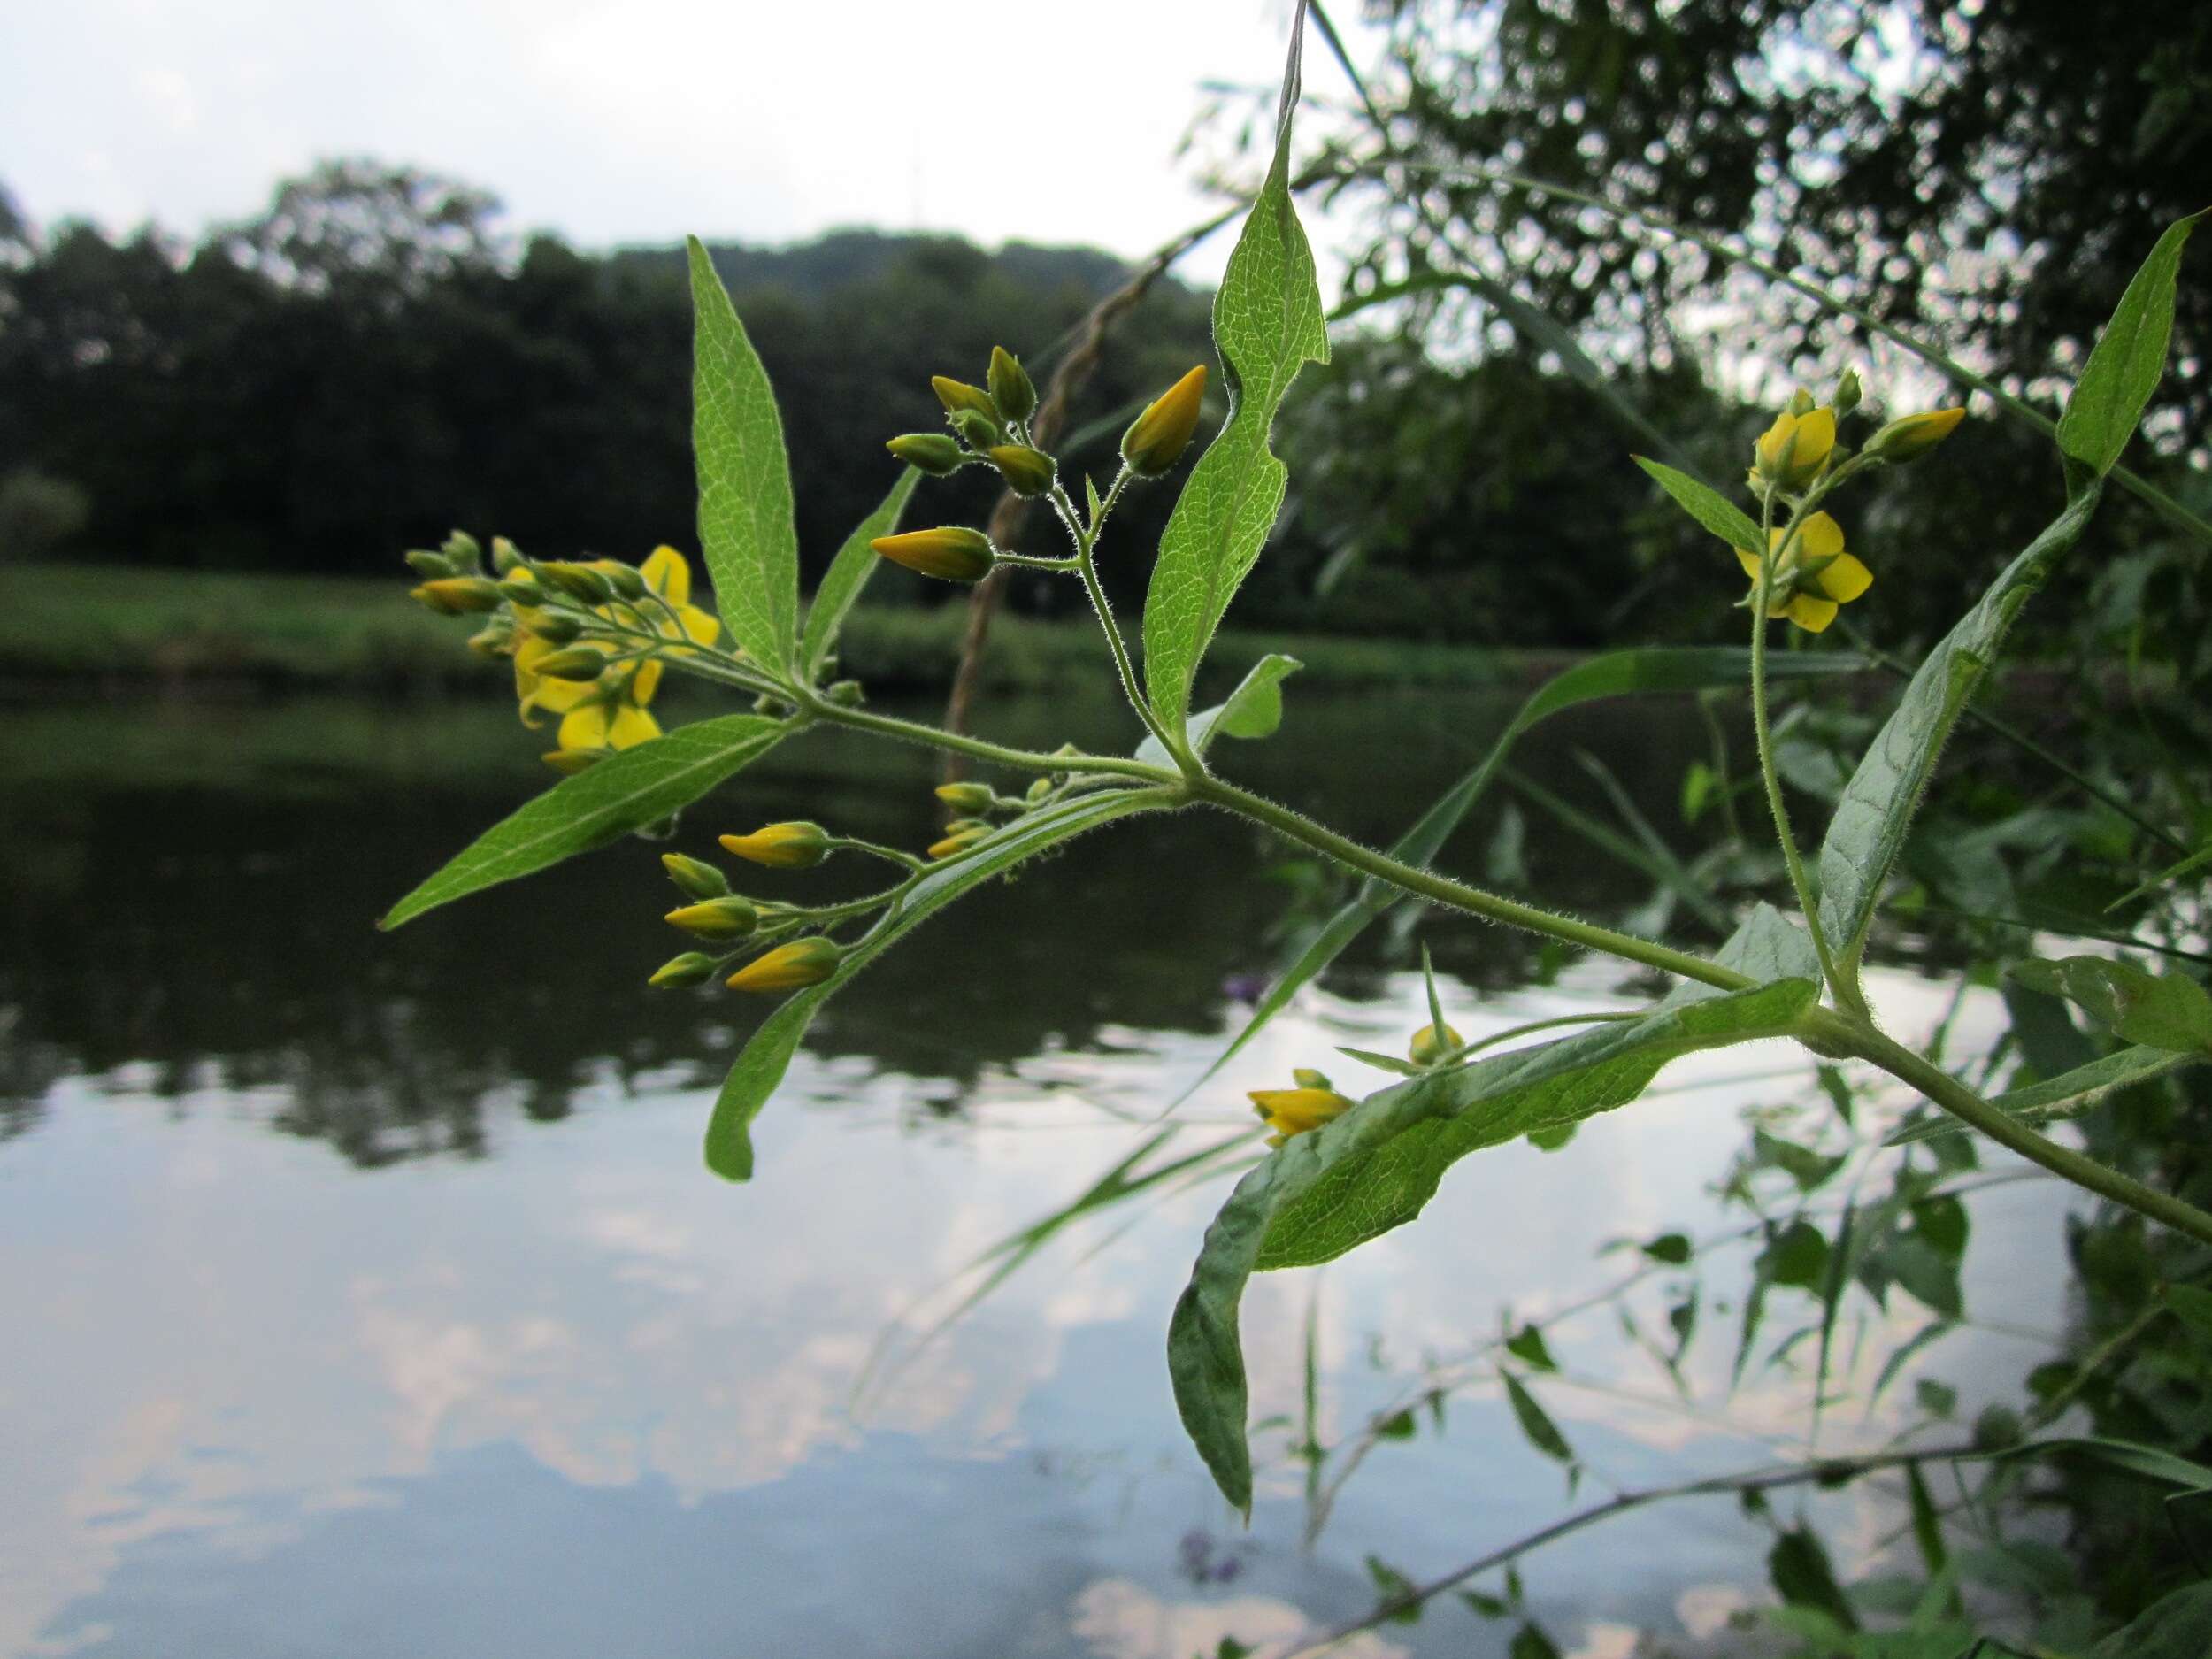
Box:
[2106, 838, 2212, 913]
[1137, 653, 1302, 766]
[703, 788, 1156, 1179]
[2004, 1434, 2212, 1493]
[1758, 1220, 1829, 1290]
[1509, 1624, 1562, 1659]
[1888, 1044, 2196, 1146]
[1180, 650, 1861, 1102]
[380, 713, 791, 929]
[1504, 1324, 1557, 1371]
[1140, 55, 1328, 750]
[2056, 212, 2203, 480]
[1337, 1046, 1425, 1078]
[1815, 483, 2106, 978]
[1363, 1557, 1423, 1624]
[2167, 1284, 2212, 1340]
[1642, 1233, 1694, 1265]
[1768, 1528, 1856, 1630]
[798, 467, 919, 683]
[687, 235, 801, 675]
[2087, 1584, 2212, 1659]
[2008, 956, 2212, 1054]
[1167, 976, 1816, 1509]
[1633, 457, 1764, 553]
[1502, 1372, 1574, 1464]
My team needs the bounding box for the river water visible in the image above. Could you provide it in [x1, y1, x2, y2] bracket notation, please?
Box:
[0, 687, 2078, 1658]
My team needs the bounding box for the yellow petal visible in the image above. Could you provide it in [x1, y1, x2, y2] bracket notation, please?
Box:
[1786, 594, 1839, 633]
[530, 675, 596, 715]
[677, 604, 720, 647]
[631, 659, 664, 706]
[606, 703, 661, 749]
[1791, 409, 1836, 470]
[558, 704, 613, 749]
[642, 546, 691, 608]
[1735, 546, 1763, 583]
[1799, 511, 1845, 560]
[1815, 551, 1872, 603]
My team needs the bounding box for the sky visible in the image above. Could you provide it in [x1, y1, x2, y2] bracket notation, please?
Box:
[1, 0, 1382, 274]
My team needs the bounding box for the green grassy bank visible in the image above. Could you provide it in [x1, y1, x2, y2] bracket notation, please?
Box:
[0, 563, 1568, 696]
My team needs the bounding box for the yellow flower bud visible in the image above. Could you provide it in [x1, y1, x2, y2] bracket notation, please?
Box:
[661, 852, 729, 900]
[1753, 406, 1836, 491]
[410, 576, 504, 615]
[727, 937, 844, 994]
[886, 433, 964, 476]
[404, 549, 457, 580]
[926, 826, 990, 860]
[1832, 369, 1863, 415]
[988, 346, 1037, 423]
[665, 895, 760, 941]
[931, 375, 999, 420]
[949, 409, 1001, 450]
[541, 747, 608, 776]
[1864, 406, 1966, 464]
[649, 952, 717, 988]
[1121, 365, 1208, 477]
[1291, 1067, 1334, 1092]
[441, 529, 483, 565]
[1248, 1085, 1354, 1142]
[824, 679, 865, 707]
[533, 645, 612, 681]
[465, 623, 511, 659]
[497, 576, 545, 605]
[870, 528, 995, 584]
[934, 781, 995, 815]
[525, 609, 584, 643]
[987, 445, 1055, 498]
[1409, 1021, 1464, 1066]
[490, 536, 525, 574]
[720, 821, 832, 869]
[591, 558, 649, 600]
[1025, 777, 1053, 804]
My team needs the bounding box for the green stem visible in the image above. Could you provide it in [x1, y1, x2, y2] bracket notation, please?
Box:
[1822, 1010, 2212, 1248]
[1749, 489, 1862, 1018]
[799, 690, 1178, 786]
[1190, 774, 1750, 991]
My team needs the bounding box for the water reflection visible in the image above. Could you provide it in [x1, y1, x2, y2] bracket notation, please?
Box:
[0, 691, 2073, 1657]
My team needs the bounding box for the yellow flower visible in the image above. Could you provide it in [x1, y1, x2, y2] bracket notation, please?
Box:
[1409, 1021, 1463, 1066]
[1248, 1083, 1354, 1147]
[512, 547, 718, 749]
[1865, 406, 1966, 464]
[1733, 511, 1872, 634]
[871, 528, 995, 583]
[1753, 405, 1836, 491]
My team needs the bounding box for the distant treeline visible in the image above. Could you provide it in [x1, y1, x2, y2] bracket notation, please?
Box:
[0, 162, 2192, 649]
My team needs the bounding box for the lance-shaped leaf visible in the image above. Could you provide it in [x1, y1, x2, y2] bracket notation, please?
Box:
[1815, 482, 2104, 979]
[1886, 1045, 2198, 1146]
[1168, 973, 1818, 1509]
[1179, 649, 1861, 1102]
[1140, 52, 1328, 752]
[2008, 956, 2212, 1055]
[1137, 653, 1302, 766]
[704, 787, 1159, 1179]
[799, 467, 919, 684]
[381, 714, 792, 929]
[688, 236, 801, 676]
[2056, 212, 2203, 480]
[1634, 457, 1764, 554]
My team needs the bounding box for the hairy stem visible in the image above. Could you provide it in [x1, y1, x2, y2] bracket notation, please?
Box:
[1821, 1010, 2212, 1248]
[1191, 774, 1751, 991]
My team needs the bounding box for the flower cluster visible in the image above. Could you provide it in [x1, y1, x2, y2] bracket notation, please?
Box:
[1248, 1018, 1467, 1147]
[1730, 380, 1964, 634]
[405, 532, 723, 771]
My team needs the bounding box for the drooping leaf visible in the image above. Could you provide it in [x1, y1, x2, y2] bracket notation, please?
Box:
[1768, 1528, 1856, 1630]
[1140, 34, 1328, 752]
[703, 788, 1158, 1179]
[2055, 212, 2204, 480]
[687, 236, 801, 675]
[1815, 483, 2106, 979]
[380, 714, 791, 929]
[1167, 976, 1816, 1509]
[1633, 457, 1764, 554]
[1137, 653, 1302, 767]
[798, 467, 919, 683]
[1504, 1324, 1557, 1370]
[1179, 651, 1861, 1102]
[2008, 956, 2212, 1055]
[1502, 1372, 1574, 1464]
